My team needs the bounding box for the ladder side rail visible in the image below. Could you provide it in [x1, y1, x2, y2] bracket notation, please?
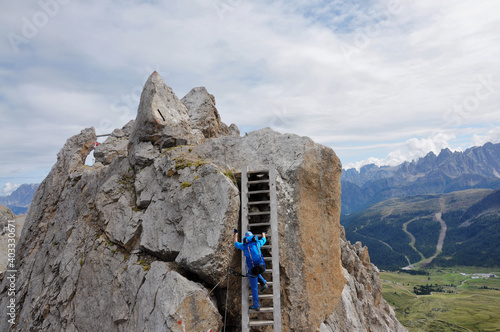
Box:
[241, 166, 250, 332]
[269, 165, 282, 332]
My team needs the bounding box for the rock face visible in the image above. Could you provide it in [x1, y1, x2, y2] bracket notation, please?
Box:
[186, 129, 345, 330]
[0, 72, 407, 332]
[0, 206, 24, 273]
[94, 120, 133, 165]
[320, 229, 407, 331]
[181, 86, 232, 138]
[0, 205, 15, 224]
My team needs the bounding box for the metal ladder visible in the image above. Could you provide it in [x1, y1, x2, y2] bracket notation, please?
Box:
[241, 166, 282, 331]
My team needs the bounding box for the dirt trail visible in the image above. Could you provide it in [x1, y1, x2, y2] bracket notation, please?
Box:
[421, 198, 447, 266]
[435, 211, 447, 253]
[402, 218, 425, 261]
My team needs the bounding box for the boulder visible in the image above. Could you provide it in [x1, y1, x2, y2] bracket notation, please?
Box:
[0, 205, 15, 236]
[95, 158, 142, 250]
[228, 123, 240, 136]
[181, 86, 232, 138]
[94, 120, 133, 165]
[0, 204, 16, 222]
[137, 158, 240, 284]
[131, 261, 223, 332]
[128, 72, 204, 158]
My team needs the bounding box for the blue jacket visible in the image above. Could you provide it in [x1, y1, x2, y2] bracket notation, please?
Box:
[235, 235, 266, 268]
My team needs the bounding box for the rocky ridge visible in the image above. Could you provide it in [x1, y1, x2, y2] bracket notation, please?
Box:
[341, 143, 500, 214]
[321, 228, 406, 331]
[0, 72, 406, 331]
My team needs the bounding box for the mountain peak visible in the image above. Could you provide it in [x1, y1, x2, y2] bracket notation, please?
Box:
[341, 142, 500, 214]
[0, 183, 39, 214]
[129, 72, 202, 151]
[181, 86, 236, 139]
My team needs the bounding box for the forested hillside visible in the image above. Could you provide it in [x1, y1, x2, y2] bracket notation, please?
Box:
[341, 189, 500, 270]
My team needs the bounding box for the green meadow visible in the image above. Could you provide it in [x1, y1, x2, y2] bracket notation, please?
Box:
[380, 267, 500, 332]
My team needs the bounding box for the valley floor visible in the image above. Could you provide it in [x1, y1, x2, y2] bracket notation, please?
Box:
[381, 267, 500, 332]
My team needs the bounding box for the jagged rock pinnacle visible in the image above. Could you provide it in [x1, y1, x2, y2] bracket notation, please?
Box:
[129, 72, 204, 152]
[181, 86, 231, 138]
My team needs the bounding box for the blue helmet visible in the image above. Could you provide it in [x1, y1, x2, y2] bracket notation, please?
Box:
[244, 231, 253, 238]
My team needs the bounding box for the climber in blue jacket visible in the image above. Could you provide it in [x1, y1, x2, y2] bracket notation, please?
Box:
[234, 230, 268, 310]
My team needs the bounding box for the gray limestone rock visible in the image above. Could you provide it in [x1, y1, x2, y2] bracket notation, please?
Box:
[321, 236, 408, 332]
[94, 120, 133, 165]
[173, 163, 239, 283]
[228, 123, 240, 136]
[129, 141, 160, 169]
[137, 159, 240, 284]
[181, 86, 231, 138]
[0, 205, 15, 222]
[128, 72, 204, 158]
[95, 159, 142, 250]
[130, 261, 223, 332]
[178, 127, 345, 331]
[0, 205, 15, 236]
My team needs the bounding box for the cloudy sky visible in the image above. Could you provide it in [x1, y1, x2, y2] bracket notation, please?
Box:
[1, 0, 500, 195]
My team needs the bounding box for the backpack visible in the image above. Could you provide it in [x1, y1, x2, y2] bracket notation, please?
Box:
[244, 236, 266, 275]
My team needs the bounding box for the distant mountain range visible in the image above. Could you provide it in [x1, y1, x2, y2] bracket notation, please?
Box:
[0, 184, 39, 215]
[341, 141, 500, 270]
[342, 188, 500, 270]
[341, 142, 500, 215]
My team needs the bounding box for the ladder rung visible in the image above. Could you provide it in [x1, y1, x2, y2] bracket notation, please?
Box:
[247, 170, 269, 175]
[264, 269, 273, 274]
[248, 179, 269, 184]
[249, 307, 274, 313]
[248, 190, 270, 195]
[264, 257, 272, 261]
[250, 294, 273, 299]
[248, 211, 270, 216]
[249, 320, 274, 327]
[248, 281, 273, 288]
[248, 222, 271, 227]
[248, 200, 270, 205]
[261, 245, 271, 249]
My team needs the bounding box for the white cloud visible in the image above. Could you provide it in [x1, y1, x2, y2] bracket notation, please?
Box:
[472, 127, 500, 146]
[344, 132, 459, 170]
[3, 183, 20, 196]
[0, 0, 499, 181]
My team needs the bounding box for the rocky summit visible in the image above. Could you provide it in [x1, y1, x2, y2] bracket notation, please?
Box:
[0, 72, 406, 331]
